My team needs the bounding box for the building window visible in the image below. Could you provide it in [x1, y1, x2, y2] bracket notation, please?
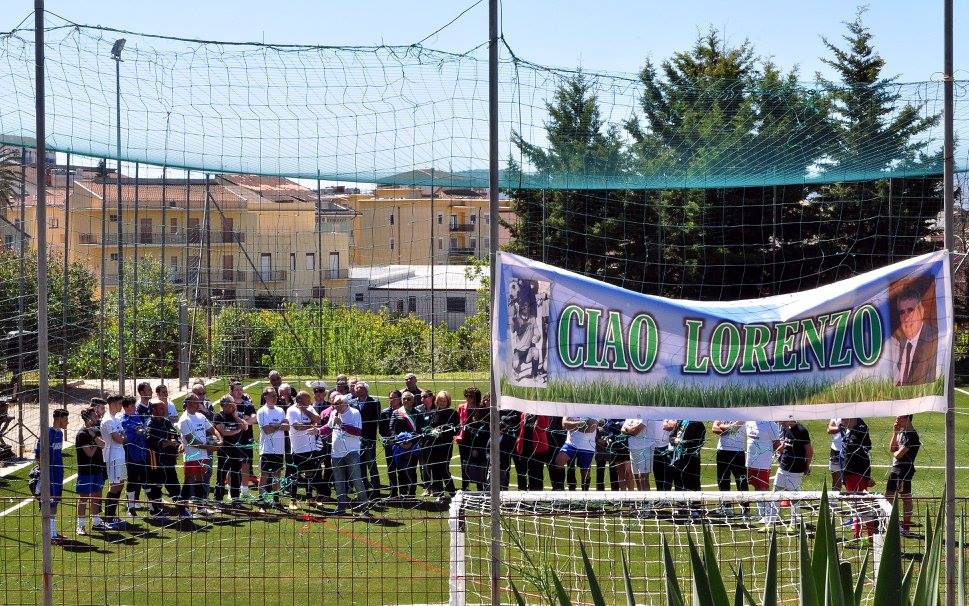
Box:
[3, 235, 13, 248]
[396, 300, 404, 313]
[484, 213, 491, 225]
[437, 237, 443, 250]
[109, 252, 119, 261]
[312, 286, 326, 299]
[170, 218, 178, 234]
[354, 292, 365, 303]
[437, 214, 443, 225]
[470, 237, 477, 250]
[305, 252, 315, 271]
[408, 296, 417, 313]
[390, 238, 395, 251]
[484, 237, 490, 250]
[470, 214, 477, 224]
[449, 214, 457, 229]
[446, 297, 466, 313]
[290, 252, 296, 271]
[329, 251, 340, 278]
[389, 213, 395, 226]
[50, 217, 59, 228]
[109, 214, 118, 222]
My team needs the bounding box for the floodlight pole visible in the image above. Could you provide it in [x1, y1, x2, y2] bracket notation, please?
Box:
[942, 0, 956, 604]
[33, 2, 53, 605]
[113, 38, 126, 395]
[487, 0, 501, 603]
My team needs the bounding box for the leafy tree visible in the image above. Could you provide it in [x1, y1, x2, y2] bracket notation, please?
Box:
[0, 246, 97, 371]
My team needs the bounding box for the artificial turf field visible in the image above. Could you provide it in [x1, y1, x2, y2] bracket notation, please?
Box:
[0, 374, 966, 605]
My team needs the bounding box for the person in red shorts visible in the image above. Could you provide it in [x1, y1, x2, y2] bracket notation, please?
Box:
[839, 417, 875, 541]
[178, 394, 219, 515]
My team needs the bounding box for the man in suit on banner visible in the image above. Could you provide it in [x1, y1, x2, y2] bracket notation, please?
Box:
[893, 288, 938, 386]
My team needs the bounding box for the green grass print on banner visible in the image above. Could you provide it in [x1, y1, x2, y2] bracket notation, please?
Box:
[501, 375, 944, 408]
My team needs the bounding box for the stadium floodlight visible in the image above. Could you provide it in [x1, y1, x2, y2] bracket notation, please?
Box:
[110, 38, 125, 60]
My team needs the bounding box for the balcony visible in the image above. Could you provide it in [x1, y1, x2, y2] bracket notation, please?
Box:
[78, 229, 245, 246]
[449, 223, 475, 232]
[323, 268, 349, 279]
[248, 270, 288, 283]
[447, 246, 476, 261]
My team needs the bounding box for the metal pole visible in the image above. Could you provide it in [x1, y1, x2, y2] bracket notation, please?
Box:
[160, 167, 167, 382]
[131, 163, 139, 389]
[487, 0, 501, 603]
[16, 148, 25, 433]
[114, 44, 126, 396]
[60, 153, 69, 408]
[430, 169, 435, 379]
[316, 174, 324, 378]
[204, 175, 212, 377]
[33, 4, 54, 604]
[99, 165, 106, 396]
[943, 0, 956, 603]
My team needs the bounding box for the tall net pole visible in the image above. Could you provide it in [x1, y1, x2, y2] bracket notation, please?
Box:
[114, 41, 125, 395]
[487, 0, 501, 603]
[943, 0, 956, 603]
[33, 3, 53, 604]
[60, 153, 69, 408]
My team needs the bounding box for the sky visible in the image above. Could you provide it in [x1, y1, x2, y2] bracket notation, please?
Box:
[28, 0, 963, 84]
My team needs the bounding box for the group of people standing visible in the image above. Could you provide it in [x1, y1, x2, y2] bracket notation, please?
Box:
[32, 370, 922, 542]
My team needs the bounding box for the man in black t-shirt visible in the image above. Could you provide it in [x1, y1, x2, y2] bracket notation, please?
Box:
[145, 399, 187, 519]
[766, 421, 813, 526]
[230, 382, 258, 498]
[75, 408, 106, 535]
[213, 395, 248, 504]
[839, 417, 875, 540]
[887, 414, 921, 537]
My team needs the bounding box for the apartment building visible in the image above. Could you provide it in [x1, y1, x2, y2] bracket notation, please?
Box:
[22, 173, 356, 305]
[348, 169, 512, 267]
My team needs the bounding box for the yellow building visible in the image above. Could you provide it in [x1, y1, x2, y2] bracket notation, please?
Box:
[349, 170, 511, 267]
[23, 173, 356, 305]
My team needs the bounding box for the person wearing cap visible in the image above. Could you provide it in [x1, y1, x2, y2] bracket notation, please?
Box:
[309, 381, 334, 502]
[229, 381, 258, 499]
[329, 394, 369, 514]
[75, 407, 106, 535]
[120, 397, 150, 517]
[101, 394, 127, 527]
[145, 398, 186, 519]
[178, 393, 219, 513]
[379, 391, 403, 499]
[285, 390, 321, 509]
[255, 388, 288, 509]
[402, 373, 422, 399]
[391, 391, 426, 498]
[351, 382, 382, 497]
[35, 409, 69, 542]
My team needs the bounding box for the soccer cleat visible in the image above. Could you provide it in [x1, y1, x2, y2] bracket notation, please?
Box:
[91, 520, 108, 531]
[127, 507, 139, 518]
[76, 525, 86, 536]
[178, 510, 193, 520]
[287, 501, 300, 510]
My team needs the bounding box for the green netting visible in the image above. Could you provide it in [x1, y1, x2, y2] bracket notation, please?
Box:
[0, 17, 964, 188]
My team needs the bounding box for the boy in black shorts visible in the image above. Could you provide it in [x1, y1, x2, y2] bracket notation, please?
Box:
[887, 414, 920, 537]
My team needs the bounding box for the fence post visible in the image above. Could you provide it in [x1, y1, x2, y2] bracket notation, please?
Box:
[179, 301, 189, 389]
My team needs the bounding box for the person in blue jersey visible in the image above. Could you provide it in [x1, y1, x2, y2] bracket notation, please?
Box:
[34, 409, 69, 543]
[120, 397, 150, 517]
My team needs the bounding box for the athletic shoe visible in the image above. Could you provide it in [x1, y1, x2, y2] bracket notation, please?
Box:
[91, 520, 108, 531]
[178, 510, 193, 520]
[900, 528, 918, 539]
[127, 507, 139, 518]
[76, 525, 87, 536]
[287, 501, 300, 510]
[51, 532, 64, 545]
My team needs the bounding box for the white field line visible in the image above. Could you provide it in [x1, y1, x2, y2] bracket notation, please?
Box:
[0, 473, 78, 517]
[956, 387, 969, 396]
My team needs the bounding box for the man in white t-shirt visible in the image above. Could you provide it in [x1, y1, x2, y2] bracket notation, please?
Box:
[554, 417, 598, 491]
[745, 420, 781, 519]
[100, 394, 127, 527]
[178, 394, 218, 511]
[329, 394, 368, 514]
[255, 388, 288, 509]
[621, 418, 654, 490]
[285, 390, 320, 509]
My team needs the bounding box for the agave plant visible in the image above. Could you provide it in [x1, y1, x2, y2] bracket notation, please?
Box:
[507, 487, 948, 606]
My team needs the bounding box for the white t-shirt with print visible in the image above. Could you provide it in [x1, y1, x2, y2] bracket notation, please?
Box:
[745, 420, 780, 470]
[256, 405, 287, 456]
[100, 412, 126, 463]
[286, 406, 318, 455]
[178, 411, 213, 462]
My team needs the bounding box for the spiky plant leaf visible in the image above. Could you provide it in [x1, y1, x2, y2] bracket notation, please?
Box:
[762, 530, 778, 606]
[662, 535, 686, 606]
[812, 487, 831, 601]
[824, 504, 848, 606]
[578, 540, 606, 606]
[873, 497, 903, 606]
[687, 532, 716, 606]
[509, 579, 528, 606]
[911, 497, 944, 606]
[839, 562, 854, 606]
[621, 550, 637, 606]
[799, 521, 820, 606]
[733, 567, 745, 606]
[901, 559, 917, 606]
[853, 549, 870, 606]
[550, 568, 573, 606]
[701, 524, 730, 606]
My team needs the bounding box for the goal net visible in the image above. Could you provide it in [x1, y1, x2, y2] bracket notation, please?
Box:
[449, 490, 892, 606]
